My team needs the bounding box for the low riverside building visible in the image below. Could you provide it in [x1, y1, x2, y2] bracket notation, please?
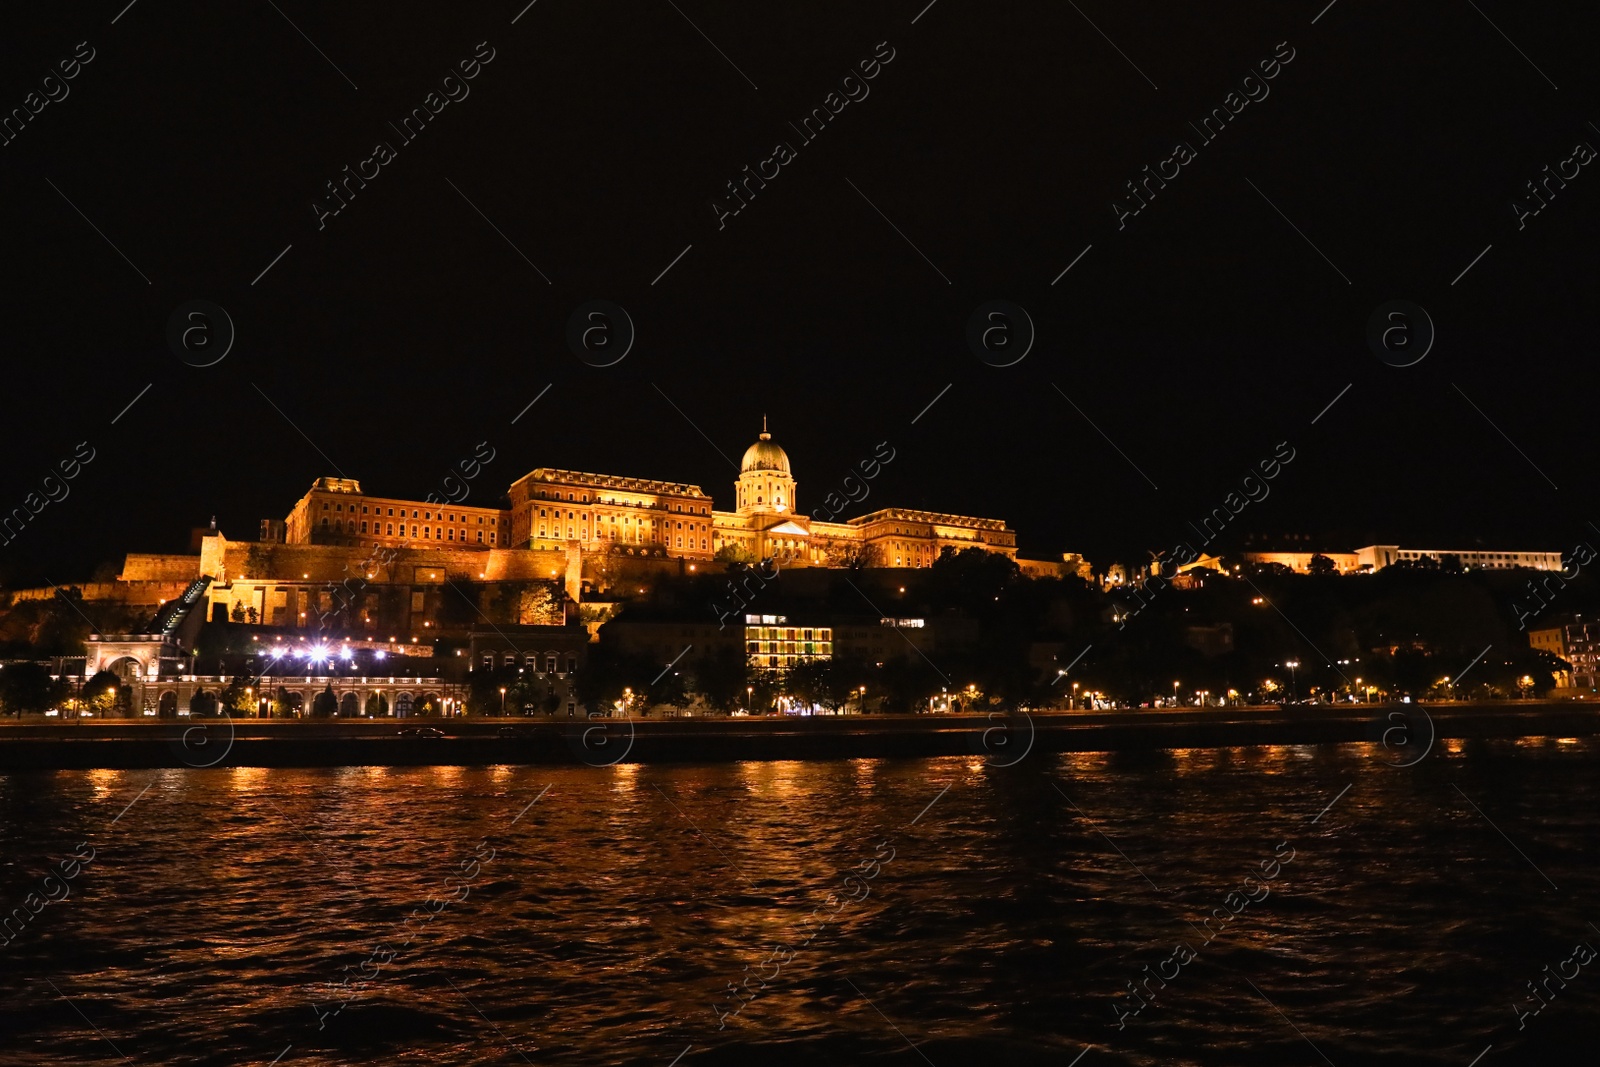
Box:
[601, 613, 976, 674]
[466, 626, 588, 718]
[65, 646, 464, 717]
[1529, 615, 1600, 692]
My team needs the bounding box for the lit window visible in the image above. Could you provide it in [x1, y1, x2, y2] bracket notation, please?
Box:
[386, 524, 394, 535]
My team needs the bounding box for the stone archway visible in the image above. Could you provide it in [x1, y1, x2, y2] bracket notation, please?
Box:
[104, 656, 143, 684]
[339, 692, 360, 717]
[158, 690, 178, 717]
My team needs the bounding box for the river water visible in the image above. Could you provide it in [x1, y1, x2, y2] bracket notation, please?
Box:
[1, 739, 1597, 1065]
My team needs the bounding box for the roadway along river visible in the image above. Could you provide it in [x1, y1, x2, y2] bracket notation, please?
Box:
[1, 739, 1596, 1065]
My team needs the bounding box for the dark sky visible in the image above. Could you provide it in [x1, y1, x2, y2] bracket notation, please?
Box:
[2, 1, 1597, 586]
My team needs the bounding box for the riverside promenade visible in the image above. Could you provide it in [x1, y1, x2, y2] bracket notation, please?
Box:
[0, 702, 1594, 769]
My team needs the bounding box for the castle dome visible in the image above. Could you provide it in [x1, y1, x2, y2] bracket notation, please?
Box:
[740, 418, 790, 475]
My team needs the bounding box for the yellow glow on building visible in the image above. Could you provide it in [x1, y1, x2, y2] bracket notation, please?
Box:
[743, 615, 832, 670]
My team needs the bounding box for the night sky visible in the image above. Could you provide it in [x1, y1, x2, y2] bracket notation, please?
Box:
[3, 1, 1597, 586]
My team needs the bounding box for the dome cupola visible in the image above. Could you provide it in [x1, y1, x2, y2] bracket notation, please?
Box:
[740, 416, 791, 475]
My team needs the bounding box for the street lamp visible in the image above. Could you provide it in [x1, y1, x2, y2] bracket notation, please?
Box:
[499, 686, 507, 715]
[747, 685, 753, 713]
[1285, 660, 1300, 701]
[1173, 680, 1181, 706]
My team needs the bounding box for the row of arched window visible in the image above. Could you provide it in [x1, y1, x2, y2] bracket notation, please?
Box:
[477, 652, 577, 673]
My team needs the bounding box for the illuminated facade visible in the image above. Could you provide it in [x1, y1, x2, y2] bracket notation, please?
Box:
[285, 477, 508, 549]
[1243, 546, 1564, 574]
[744, 615, 833, 670]
[506, 421, 1017, 569]
[278, 422, 1019, 572]
[1529, 615, 1600, 690]
[507, 470, 713, 556]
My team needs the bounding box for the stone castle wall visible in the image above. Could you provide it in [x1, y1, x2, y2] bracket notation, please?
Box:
[120, 555, 203, 582]
[7, 580, 189, 607]
[208, 537, 570, 585]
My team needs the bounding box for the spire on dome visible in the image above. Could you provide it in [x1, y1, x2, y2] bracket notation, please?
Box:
[740, 419, 790, 474]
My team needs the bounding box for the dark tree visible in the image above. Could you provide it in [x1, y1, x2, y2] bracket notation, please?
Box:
[0, 663, 67, 716]
[688, 646, 748, 714]
[311, 685, 339, 717]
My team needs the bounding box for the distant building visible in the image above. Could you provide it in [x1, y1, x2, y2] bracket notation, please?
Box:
[1018, 553, 1094, 581]
[1528, 615, 1600, 690]
[1242, 545, 1563, 574]
[1354, 546, 1563, 571]
[1243, 551, 1360, 574]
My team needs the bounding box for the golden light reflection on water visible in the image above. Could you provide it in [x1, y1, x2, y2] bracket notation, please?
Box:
[228, 766, 268, 791]
[430, 765, 463, 788]
[850, 757, 879, 794]
[1445, 738, 1465, 755]
[11, 748, 1596, 1065]
[611, 762, 639, 793]
[737, 760, 802, 798]
[1059, 751, 1107, 775]
[85, 767, 124, 801]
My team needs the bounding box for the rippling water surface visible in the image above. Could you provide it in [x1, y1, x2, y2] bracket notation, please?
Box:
[2, 740, 1598, 1065]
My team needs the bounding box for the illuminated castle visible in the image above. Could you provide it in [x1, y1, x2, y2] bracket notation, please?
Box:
[286, 421, 1020, 570]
